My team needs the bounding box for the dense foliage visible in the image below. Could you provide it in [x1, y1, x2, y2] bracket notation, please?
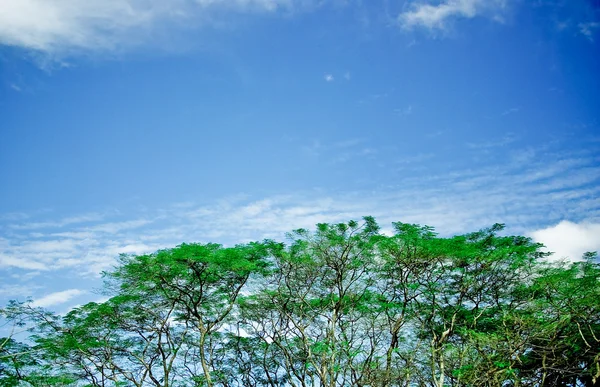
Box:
[2, 218, 599, 386]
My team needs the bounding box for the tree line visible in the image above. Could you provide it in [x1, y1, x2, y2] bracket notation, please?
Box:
[1, 217, 599, 386]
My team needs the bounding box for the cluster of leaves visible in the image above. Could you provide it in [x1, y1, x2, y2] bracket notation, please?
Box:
[1, 217, 599, 386]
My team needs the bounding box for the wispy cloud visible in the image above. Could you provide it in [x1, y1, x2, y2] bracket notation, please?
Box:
[302, 139, 323, 157]
[331, 147, 377, 164]
[0, 0, 314, 56]
[395, 152, 434, 165]
[394, 105, 413, 116]
[399, 0, 506, 31]
[578, 22, 600, 41]
[0, 212, 29, 222]
[0, 142, 598, 281]
[501, 107, 520, 116]
[333, 138, 364, 148]
[304, 138, 376, 164]
[357, 89, 394, 105]
[0, 254, 49, 271]
[9, 212, 106, 230]
[324, 74, 334, 82]
[426, 130, 444, 138]
[467, 133, 516, 149]
[555, 20, 569, 32]
[32, 289, 85, 308]
[0, 284, 40, 298]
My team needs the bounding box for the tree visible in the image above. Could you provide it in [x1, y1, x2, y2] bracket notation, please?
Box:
[1, 218, 598, 387]
[239, 217, 382, 387]
[518, 252, 600, 386]
[106, 242, 272, 387]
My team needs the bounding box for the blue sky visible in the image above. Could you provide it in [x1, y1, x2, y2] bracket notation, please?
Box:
[1, 0, 599, 310]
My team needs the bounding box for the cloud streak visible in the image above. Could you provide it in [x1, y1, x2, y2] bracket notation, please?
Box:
[0, 0, 308, 55]
[579, 22, 599, 41]
[399, 0, 505, 31]
[1, 142, 598, 282]
[32, 289, 85, 308]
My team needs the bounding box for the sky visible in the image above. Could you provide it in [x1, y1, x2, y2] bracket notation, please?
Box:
[0, 0, 599, 311]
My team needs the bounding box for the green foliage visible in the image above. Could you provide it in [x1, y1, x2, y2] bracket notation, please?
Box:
[2, 218, 599, 387]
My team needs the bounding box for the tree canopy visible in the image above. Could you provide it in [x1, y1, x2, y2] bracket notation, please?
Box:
[1, 218, 599, 386]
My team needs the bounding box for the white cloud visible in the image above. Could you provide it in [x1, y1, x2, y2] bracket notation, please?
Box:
[0, 284, 39, 298]
[579, 22, 600, 41]
[333, 138, 363, 148]
[10, 212, 106, 230]
[88, 219, 153, 234]
[396, 152, 434, 165]
[324, 74, 334, 82]
[0, 143, 598, 279]
[0, 255, 49, 271]
[467, 133, 516, 149]
[530, 221, 600, 262]
[32, 289, 84, 307]
[394, 105, 413, 116]
[399, 0, 505, 31]
[501, 107, 519, 116]
[0, 0, 305, 55]
[556, 21, 569, 32]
